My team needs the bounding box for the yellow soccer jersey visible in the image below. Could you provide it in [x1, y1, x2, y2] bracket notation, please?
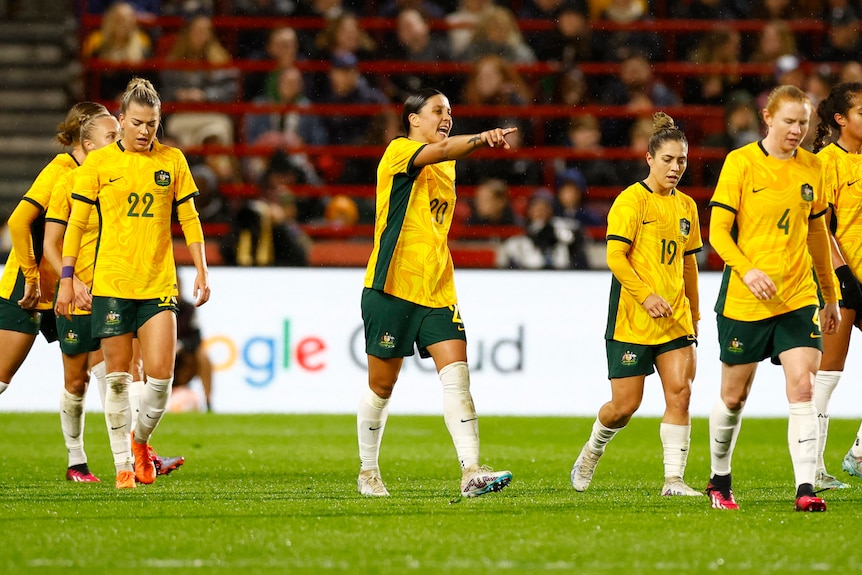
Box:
[710, 141, 827, 321]
[46, 169, 99, 312]
[0, 153, 77, 310]
[819, 143, 862, 277]
[69, 140, 198, 299]
[605, 181, 703, 345]
[363, 136, 457, 308]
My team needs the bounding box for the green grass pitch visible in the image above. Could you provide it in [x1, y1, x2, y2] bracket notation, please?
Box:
[1, 413, 860, 573]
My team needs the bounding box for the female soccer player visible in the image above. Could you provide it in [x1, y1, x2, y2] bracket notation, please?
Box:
[56, 78, 210, 489]
[0, 102, 106, 408]
[357, 88, 514, 497]
[811, 82, 862, 487]
[706, 85, 840, 512]
[570, 112, 703, 497]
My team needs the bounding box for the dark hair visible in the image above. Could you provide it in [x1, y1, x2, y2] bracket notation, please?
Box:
[647, 111, 687, 157]
[401, 89, 444, 134]
[56, 102, 109, 146]
[814, 82, 862, 152]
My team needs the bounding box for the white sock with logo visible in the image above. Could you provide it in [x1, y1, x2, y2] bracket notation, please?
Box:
[60, 389, 87, 467]
[135, 376, 172, 442]
[440, 361, 479, 470]
[660, 422, 691, 480]
[587, 417, 619, 456]
[357, 387, 389, 471]
[709, 400, 742, 476]
[104, 372, 133, 472]
[851, 423, 862, 458]
[788, 401, 818, 488]
[814, 370, 841, 472]
[128, 379, 145, 434]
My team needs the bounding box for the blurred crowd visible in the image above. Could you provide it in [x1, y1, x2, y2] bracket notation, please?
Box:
[78, 0, 862, 270]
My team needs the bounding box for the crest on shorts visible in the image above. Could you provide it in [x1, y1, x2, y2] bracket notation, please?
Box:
[106, 310, 121, 325]
[801, 183, 813, 202]
[728, 338, 744, 353]
[154, 170, 171, 187]
[64, 329, 79, 345]
[621, 350, 638, 366]
[379, 332, 396, 349]
[679, 218, 691, 236]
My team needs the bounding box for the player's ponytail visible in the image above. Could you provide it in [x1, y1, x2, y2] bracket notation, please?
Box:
[56, 102, 109, 147]
[813, 82, 862, 153]
[121, 77, 161, 115]
[648, 111, 687, 157]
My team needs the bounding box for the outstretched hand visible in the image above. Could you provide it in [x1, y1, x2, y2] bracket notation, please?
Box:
[483, 127, 518, 149]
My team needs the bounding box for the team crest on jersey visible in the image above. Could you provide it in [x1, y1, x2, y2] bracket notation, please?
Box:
[379, 332, 396, 349]
[800, 183, 813, 202]
[679, 218, 691, 236]
[621, 350, 638, 366]
[106, 310, 121, 325]
[728, 338, 744, 353]
[154, 170, 171, 187]
[64, 329, 79, 345]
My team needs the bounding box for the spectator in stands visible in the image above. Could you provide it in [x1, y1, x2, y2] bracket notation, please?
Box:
[593, 0, 663, 62]
[839, 61, 862, 84]
[377, 0, 446, 18]
[381, 8, 452, 99]
[702, 92, 761, 185]
[556, 114, 619, 186]
[170, 277, 213, 413]
[313, 12, 378, 62]
[750, 0, 797, 19]
[745, 19, 799, 96]
[190, 162, 230, 224]
[160, 14, 239, 153]
[82, 1, 153, 100]
[82, 0, 159, 18]
[460, 6, 536, 64]
[245, 66, 327, 149]
[232, 0, 301, 60]
[467, 178, 521, 227]
[554, 167, 604, 228]
[322, 194, 360, 228]
[242, 26, 301, 101]
[318, 52, 389, 146]
[818, 6, 862, 62]
[614, 116, 653, 185]
[498, 188, 590, 270]
[599, 52, 681, 146]
[531, 1, 592, 68]
[683, 26, 745, 106]
[670, 0, 750, 18]
[446, 0, 494, 60]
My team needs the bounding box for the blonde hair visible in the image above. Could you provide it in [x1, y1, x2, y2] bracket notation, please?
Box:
[121, 77, 161, 114]
[80, 111, 116, 144]
[56, 102, 109, 146]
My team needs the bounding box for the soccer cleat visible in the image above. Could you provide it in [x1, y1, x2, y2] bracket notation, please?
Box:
[460, 464, 512, 497]
[115, 470, 136, 489]
[842, 451, 862, 479]
[149, 445, 185, 476]
[706, 483, 739, 510]
[815, 470, 849, 490]
[795, 494, 827, 512]
[357, 468, 390, 497]
[661, 477, 704, 496]
[66, 468, 100, 483]
[131, 434, 156, 485]
[570, 445, 601, 492]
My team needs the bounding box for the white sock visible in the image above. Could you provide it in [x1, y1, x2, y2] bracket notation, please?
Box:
[587, 417, 619, 455]
[357, 387, 389, 471]
[134, 375, 172, 443]
[709, 400, 743, 476]
[128, 379, 145, 434]
[814, 370, 841, 472]
[0, 381, 8, 395]
[852, 422, 862, 458]
[104, 372, 133, 472]
[788, 401, 818, 488]
[660, 422, 691, 480]
[91, 361, 107, 409]
[440, 361, 480, 470]
[60, 390, 87, 467]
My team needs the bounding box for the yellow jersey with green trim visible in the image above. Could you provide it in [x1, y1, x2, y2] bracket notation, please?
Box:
[71, 140, 198, 299]
[710, 141, 826, 321]
[47, 168, 99, 314]
[818, 142, 862, 277]
[363, 136, 457, 308]
[0, 153, 77, 309]
[605, 181, 703, 344]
